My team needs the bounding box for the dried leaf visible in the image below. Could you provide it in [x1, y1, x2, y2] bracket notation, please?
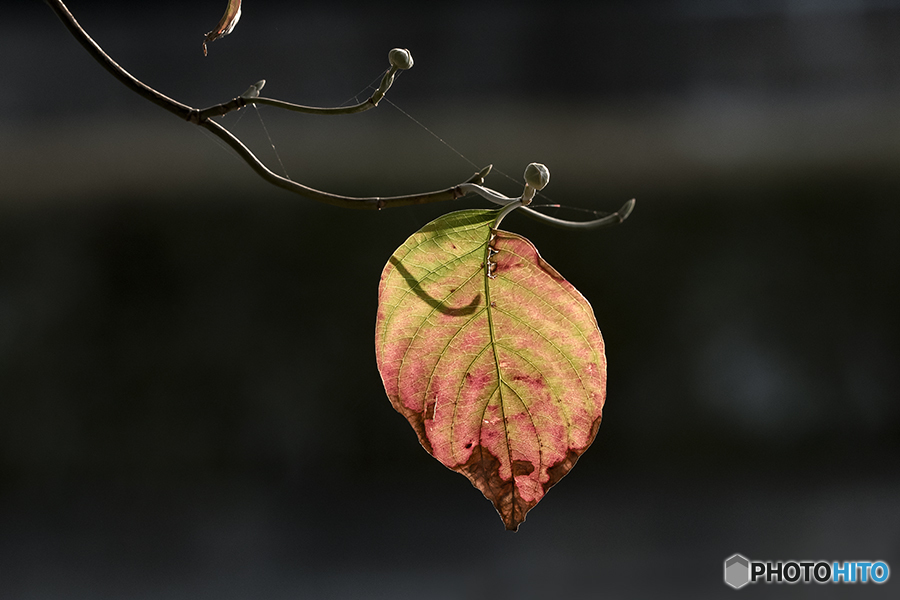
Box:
[376, 209, 606, 530]
[203, 0, 242, 56]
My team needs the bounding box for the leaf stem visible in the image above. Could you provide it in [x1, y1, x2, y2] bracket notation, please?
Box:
[492, 199, 526, 230]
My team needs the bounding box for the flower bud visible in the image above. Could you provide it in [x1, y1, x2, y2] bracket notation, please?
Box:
[523, 162, 550, 190]
[389, 48, 414, 70]
[240, 79, 266, 99]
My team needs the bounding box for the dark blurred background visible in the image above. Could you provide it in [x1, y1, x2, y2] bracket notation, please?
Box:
[2, 1, 899, 598]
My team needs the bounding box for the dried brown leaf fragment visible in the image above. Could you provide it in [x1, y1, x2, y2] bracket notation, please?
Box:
[203, 0, 242, 56]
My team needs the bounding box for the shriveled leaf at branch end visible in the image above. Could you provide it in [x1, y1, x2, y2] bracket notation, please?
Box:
[203, 0, 242, 56]
[376, 209, 607, 530]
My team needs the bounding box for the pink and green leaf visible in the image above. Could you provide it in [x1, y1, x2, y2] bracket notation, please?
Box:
[376, 209, 607, 530]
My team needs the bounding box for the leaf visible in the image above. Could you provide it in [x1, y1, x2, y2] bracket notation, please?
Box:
[375, 209, 606, 530]
[202, 0, 242, 56]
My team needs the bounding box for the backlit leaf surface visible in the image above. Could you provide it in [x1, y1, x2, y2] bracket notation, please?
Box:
[376, 209, 606, 530]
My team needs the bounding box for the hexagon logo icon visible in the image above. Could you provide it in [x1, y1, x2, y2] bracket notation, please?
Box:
[724, 554, 751, 589]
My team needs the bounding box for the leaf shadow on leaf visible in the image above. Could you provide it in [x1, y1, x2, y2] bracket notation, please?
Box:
[388, 256, 481, 317]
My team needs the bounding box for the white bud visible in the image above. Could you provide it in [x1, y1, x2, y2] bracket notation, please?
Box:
[240, 79, 266, 99]
[389, 48, 414, 70]
[523, 162, 550, 190]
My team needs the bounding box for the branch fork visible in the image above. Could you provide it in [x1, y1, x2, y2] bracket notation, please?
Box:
[45, 0, 634, 225]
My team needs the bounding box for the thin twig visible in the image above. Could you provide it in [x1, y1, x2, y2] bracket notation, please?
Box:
[202, 118, 491, 209]
[197, 66, 403, 121]
[520, 198, 636, 229]
[43, 0, 486, 210]
[459, 181, 636, 230]
[197, 91, 382, 121]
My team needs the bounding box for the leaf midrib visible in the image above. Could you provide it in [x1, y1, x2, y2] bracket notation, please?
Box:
[482, 225, 520, 499]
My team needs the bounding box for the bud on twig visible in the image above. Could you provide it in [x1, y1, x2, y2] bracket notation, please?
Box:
[524, 162, 550, 191]
[241, 80, 266, 99]
[389, 48, 414, 70]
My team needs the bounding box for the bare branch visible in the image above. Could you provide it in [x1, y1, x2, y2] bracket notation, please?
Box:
[203, 117, 492, 209]
[43, 0, 483, 209]
[197, 49, 413, 120]
[44, 0, 193, 121]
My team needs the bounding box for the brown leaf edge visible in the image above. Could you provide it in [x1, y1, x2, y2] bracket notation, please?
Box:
[389, 398, 602, 530]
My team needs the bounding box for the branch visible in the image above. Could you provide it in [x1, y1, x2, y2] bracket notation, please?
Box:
[43, 0, 486, 210]
[520, 198, 636, 230]
[196, 49, 413, 121]
[459, 164, 635, 231]
[44, 0, 193, 121]
[203, 118, 492, 209]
